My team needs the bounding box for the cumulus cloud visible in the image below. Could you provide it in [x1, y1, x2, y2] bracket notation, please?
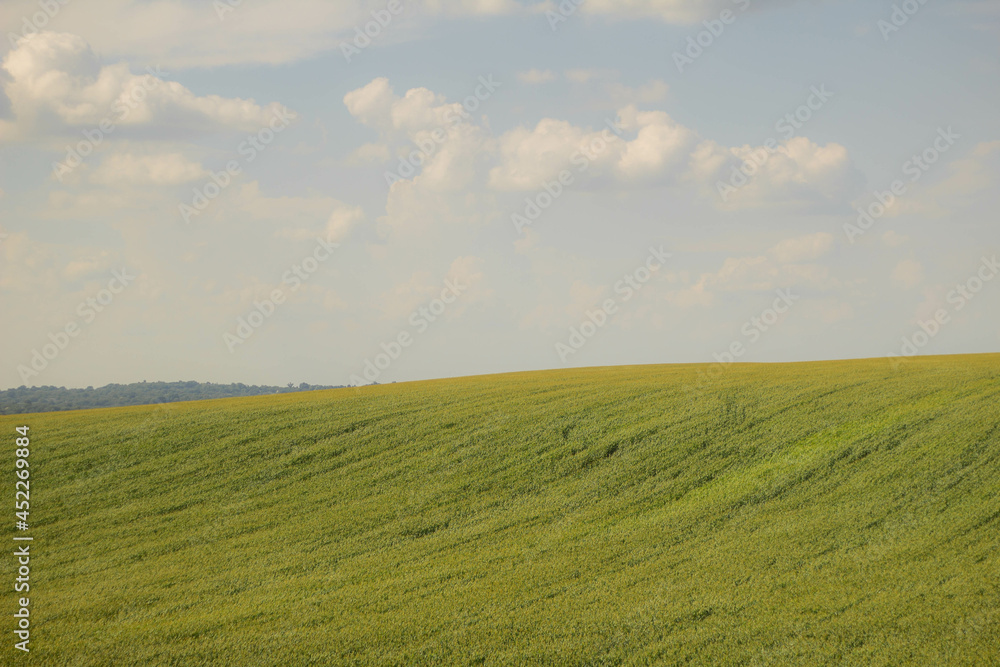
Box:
[487, 105, 697, 190]
[488, 104, 856, 206]
[615, 105, 695, 181]
[343, 78, 400, 133]
[489, 118, 621, 190]
[344, 77, 862, 217]
[344, 76, 493, 139]
[344, 77, 495, 192]
[695, 137, 863, 211]
[1, 32, 294, 139]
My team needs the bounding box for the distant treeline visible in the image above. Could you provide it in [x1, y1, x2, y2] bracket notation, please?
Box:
[0, 381, 345, 415]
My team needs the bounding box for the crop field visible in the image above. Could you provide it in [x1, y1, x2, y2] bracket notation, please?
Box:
[2, 354, 999, 665]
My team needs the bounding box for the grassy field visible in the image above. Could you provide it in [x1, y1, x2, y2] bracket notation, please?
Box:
[3, 354, 999, 665]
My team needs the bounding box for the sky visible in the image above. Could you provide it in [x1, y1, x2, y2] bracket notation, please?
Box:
[0, 0, 998, 389]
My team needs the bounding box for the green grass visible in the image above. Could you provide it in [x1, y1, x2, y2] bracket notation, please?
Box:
[3, 354, 999, 665]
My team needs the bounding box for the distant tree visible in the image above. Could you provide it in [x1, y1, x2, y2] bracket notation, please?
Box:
[0, 380, 346, 415]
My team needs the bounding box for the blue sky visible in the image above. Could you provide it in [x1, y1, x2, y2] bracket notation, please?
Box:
[0, 0, 998, 388]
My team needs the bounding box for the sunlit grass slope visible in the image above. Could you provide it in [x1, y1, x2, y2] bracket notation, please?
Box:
[3, 354, 999, 665]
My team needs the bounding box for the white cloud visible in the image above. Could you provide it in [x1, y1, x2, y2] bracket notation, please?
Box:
[63, 251, 115, 281]
[926, 141, 1000, 201]
[90, 153, 207, 185]
[344, 78, 494, 192]
[0, 0, 785, 73]
[615, 105, 695, 181]
[878, 141, 1000, 219]
[231, 182, 364, 242]
[422, 0, 525, 16]
[696, 136, 862, 211]
[516, 69, 557, 85]
[343, 78, 400, 133]
[42, 188, 148, 218]
[488, 106, 697, 190]
[1, 1, 379, 69]
[579, 0, 744, 23]
[663, 279, 713, 308]
[345, 77, 470, 137]
[488, 104, 857, 205]
[670, 248, 840, 302]
[345, 78, 861, 219]
[1, 32, 294, 139]
[710, 255, 780, 292]
[489, 117, 620, 190]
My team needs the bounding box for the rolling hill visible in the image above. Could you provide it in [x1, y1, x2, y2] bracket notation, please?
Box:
[4, 354, 999, 665]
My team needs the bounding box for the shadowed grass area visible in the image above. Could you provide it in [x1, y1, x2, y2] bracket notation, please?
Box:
[3, 354, 999, 665]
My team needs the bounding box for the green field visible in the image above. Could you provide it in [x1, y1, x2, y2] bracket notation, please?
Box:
[3, 354, 999, 665]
